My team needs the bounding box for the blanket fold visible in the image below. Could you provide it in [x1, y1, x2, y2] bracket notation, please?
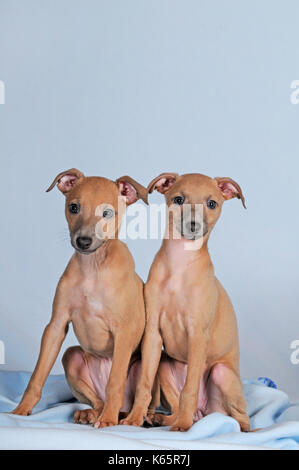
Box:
[0, 371, 298, 450]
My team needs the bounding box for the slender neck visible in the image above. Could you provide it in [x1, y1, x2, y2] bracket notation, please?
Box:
[74, 239, 115, 275]
[161, 237, 212, 275]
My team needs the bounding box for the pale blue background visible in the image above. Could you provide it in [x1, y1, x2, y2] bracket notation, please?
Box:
[0, 1, 298, 399]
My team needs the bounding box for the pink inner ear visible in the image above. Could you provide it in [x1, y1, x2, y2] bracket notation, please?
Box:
[58, 175, 78, 193]
[218, 181, 238, 199]
[155, 177, 176, 193]
[119, 181, 138, 204]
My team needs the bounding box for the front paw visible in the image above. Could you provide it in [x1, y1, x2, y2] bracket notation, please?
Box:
[94, 412, 118, 428]
[120, 409, 145, 427]
[12, 389, 41, 416]
[12, 403, 33, 416]
[170, 417, 193, 432]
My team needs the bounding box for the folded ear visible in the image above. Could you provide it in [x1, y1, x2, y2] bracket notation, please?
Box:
[215, 177, 246, 208]
[46, 168, 84, 194]
[116, 175, 148, 205]
[147, 173, 179, 194]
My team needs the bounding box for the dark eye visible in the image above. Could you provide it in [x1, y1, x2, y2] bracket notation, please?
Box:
[69, 203, 80, 214]
[207, 199, 217, 210]
[103, 208, 114, 219]
[173, 196, 185, 205]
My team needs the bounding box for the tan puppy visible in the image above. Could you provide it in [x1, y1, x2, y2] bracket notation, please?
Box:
[121, 172, 250, 432]
[12, 169, 147, 428]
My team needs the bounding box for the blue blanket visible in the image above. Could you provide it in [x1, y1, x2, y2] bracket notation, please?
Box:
[0, 371, 299, 450]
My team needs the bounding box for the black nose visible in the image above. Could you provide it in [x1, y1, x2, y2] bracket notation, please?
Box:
[186, 221, 201, 233]
[76, 236, 92, 250]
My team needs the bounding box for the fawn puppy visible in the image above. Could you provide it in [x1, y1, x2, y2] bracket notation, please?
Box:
[121, 172, 250, 432]
[13, 169, 147, 428]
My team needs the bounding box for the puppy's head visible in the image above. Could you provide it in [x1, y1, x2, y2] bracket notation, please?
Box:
[47, 169, 148, 254]
[148, 172, 245, 241]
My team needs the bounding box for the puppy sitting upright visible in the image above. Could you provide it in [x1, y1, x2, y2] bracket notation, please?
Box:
[121, 172, 250, 432]
[13, 169, 147, 428]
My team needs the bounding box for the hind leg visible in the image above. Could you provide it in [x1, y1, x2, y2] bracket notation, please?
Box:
[62, 346, 105, 424]
[206, 363, 250, 432]
[63, 346, 142, 425]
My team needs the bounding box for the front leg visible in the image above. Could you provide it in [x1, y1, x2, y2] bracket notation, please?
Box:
[171, 332, 208, 432]
[120, 282, 163, 427]
[12, 320, 69, 415]
[120, 323, 163, 427]
[94, 333, 135, 428]
[12, 281, 70, 416]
